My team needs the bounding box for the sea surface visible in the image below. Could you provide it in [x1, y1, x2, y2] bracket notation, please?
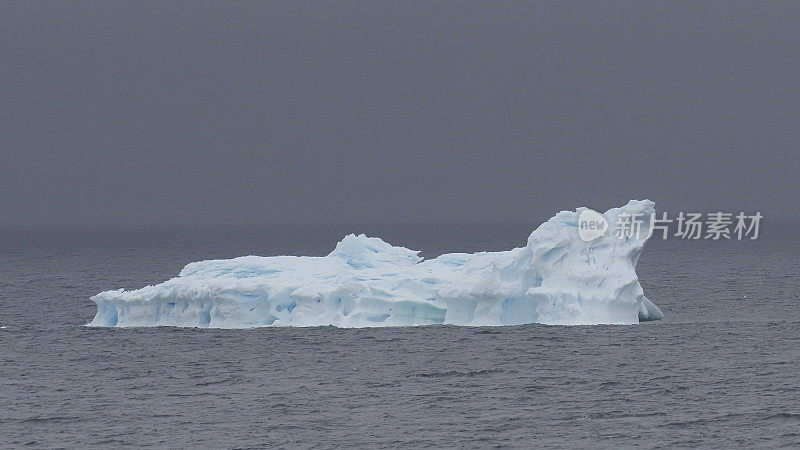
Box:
[1, 223, 799, 448]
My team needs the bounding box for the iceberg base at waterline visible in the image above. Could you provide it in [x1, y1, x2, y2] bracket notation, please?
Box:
[89, 200, 663, 328]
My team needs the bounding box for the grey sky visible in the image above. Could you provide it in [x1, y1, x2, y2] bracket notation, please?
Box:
[1, 1, 799, 225]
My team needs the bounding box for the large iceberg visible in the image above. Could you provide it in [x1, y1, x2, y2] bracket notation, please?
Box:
[89, 200, 662, 328]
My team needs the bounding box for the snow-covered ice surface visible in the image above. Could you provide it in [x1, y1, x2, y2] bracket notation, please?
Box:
[89, 200, 662, 328]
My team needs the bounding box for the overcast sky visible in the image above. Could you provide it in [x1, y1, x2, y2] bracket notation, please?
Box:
[1, 1, 799, 225]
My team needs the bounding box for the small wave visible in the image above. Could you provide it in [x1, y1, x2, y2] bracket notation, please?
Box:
[666, 413, 747, 428]
[410, 368, 503, 379]
[473, 328, 504, 335]
[22, 415, 81, 424]
[571, 410, 667, 421]
[763, 412, 800, 421]
[195, 376, 241, 387]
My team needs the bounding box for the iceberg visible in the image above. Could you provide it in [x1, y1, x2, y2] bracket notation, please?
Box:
[89, 200, 662, 328]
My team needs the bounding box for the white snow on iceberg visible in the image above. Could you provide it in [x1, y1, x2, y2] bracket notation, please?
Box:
[89, 200, 662, 328]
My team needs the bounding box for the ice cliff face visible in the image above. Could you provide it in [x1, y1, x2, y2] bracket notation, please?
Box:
[89, 200, 662, 328]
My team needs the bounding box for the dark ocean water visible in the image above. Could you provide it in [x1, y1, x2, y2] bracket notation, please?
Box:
[1, 224, 799, 448]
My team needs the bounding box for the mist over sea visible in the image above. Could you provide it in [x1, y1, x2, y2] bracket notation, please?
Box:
[1, 224, 799, 448]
